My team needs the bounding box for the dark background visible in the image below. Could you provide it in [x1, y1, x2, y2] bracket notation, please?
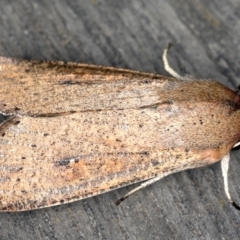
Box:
[1, 1, 240, 239]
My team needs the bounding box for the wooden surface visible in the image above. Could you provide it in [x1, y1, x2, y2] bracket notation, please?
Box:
[0, 0, 240, 239]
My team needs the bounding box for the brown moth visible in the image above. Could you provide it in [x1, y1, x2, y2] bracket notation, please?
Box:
[0, 45, 239, 212]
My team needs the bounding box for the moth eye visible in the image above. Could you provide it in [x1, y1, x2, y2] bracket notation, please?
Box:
[237, 85, 240, 95]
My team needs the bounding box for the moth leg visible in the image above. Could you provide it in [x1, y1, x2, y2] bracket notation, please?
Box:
[221, 153, 240, 210]
[162, 43, 186, 80]
[116, 174, 168, 205]
[233, 142, 240, 148]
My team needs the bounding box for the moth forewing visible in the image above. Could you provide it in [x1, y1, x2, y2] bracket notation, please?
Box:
[0, 51, 240, 211]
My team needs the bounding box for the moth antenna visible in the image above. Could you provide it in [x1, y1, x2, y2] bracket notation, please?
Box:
[221, 154, 240, 210]
[162, 43, 186, 80]
[116, 174, 170, 205]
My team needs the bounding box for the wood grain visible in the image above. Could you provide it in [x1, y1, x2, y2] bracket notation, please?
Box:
[0, 0, 240, 239]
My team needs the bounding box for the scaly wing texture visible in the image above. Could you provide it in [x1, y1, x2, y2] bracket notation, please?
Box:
[1, 57, 240, 211]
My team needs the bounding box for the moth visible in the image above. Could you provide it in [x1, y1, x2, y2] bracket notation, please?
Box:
[0, 44, 239, 212]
